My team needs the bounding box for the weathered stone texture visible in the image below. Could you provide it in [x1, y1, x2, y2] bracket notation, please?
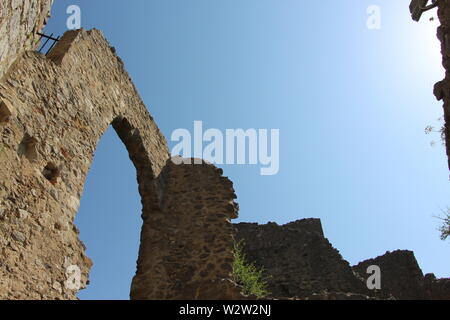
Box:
[1, 0, 449, 300]
[434, 0, 450, 170]
[0, 0, 243, 300]
[353, 250, 425, 300]
[235, 219, 369, 299]
[237, 220, 450, 300]
[0, 26, 243, 299]
[354, 250, 450, 300]
[423, 273, 450, 300]
[0, 0, 53, 79]
[0, 28, 165, 299]
[131, 160, 242, 300]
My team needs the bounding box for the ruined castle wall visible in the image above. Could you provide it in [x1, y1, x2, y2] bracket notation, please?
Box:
[353, 250, 425, 299]
[0, 26, 242, 299]
[0, 0, 53, 79]
[434, 1, 450, 170]
[0, 28, 169, 299]
[235, 219, 369, 299]
[353, 250, 450, 300]
[1, 0, 447, 301]
[423, 273, 450, 300]
[131, 161, 241, 300]
[236, 220, 450, 300]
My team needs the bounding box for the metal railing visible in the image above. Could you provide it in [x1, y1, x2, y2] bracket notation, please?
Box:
[36, 32, 60, 55]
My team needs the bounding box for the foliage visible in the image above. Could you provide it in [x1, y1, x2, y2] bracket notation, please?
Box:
[438, 207, 450, 241]
[425, 117, 446, 147]
[232, 241, 270, 299]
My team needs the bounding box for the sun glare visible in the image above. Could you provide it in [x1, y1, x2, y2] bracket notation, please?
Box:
[416, 13, 442, 64]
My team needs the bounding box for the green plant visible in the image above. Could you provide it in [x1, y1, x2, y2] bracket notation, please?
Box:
[232, 241, 270, 299]
[438, 207, 450, 241]
[425, 117, 446, 147]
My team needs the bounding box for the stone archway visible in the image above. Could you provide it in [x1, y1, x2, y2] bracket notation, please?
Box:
[0, 28, 242, 300]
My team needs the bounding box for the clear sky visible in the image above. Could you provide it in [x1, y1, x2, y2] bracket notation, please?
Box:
[43, 0, 450, 300]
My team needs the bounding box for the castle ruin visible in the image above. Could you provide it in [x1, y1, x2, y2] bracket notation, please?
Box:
[0, 0, 449, 300]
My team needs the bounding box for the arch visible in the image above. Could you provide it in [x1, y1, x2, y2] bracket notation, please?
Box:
[0, 28, 243, 299]
[74, 125, 142, 299]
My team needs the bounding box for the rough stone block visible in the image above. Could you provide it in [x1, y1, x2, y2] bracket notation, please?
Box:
[0, 99, 15, 122]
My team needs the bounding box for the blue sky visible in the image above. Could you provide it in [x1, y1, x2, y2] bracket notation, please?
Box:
[44, 0, 449, 300]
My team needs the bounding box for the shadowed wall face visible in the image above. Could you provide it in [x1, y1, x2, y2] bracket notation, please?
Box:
[235, 219, 370, 299]
[434, 2, 450, 169]
[131, 160, 242, 300]
[236, 220, 450, 300]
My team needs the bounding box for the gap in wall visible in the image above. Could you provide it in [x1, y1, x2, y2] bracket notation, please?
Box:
[75, 127, 142, 300]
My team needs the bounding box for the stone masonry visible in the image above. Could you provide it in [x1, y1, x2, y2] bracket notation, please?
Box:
[0, 0, 449, 300]
[353, 250, 450, 300]
[0, 0, 53, 79]
[235, 220, 369, 299]
[236, 220, 450, 300]
[434, 0, 450, 170]
[0, 0, 243, 299]
[131, 160, 241, 300]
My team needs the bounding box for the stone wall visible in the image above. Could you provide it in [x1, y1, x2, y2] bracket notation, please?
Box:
[434, 0, 450, 170]
[354, 250, 450, 300]
[1, 0, 449, 301]
[0, 27, 163, 299]
[353, 250, 425, 299]
[0, 24, 242, 299]
[236, 220, 450, 300]
[0, 0, 53, 79]
[131, 160, 241, 300]
[423, 273, 450, 300]
[235, 219, 369, 299]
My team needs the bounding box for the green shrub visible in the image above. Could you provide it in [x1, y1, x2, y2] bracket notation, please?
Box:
[232, 241, 269, 299]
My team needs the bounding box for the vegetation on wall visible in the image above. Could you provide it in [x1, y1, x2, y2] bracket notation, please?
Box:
[425, 117, 446, 147]
[232, 241, 269, 299]
[438, 207, 450, 241]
